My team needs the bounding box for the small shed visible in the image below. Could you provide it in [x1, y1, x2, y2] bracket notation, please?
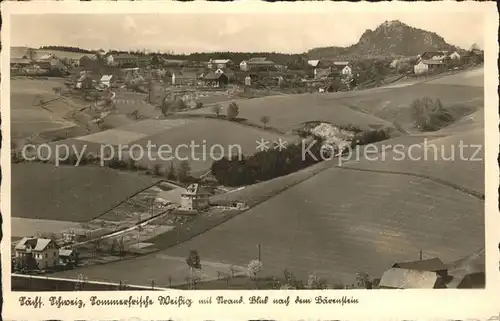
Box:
[204, 72, 229, 88]
[100, 75, 113, 87]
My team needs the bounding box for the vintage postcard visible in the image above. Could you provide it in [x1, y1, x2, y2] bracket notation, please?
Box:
[1, 1, 499, 320]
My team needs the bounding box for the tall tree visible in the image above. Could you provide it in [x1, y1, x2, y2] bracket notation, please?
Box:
[186, 250, 202, 289]
[227, 102, 239, 120]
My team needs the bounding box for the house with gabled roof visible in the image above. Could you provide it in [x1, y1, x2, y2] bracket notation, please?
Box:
[240, 57, 276, 71]
[392, 257, 448, 277]
[14, 237, 60, 270]
[180, 183, 211, 211]
[203, 72, 229, 88]
[208, 59, 233, 69]
[378, 268, 445, 289]
[113, 53, 138, 67]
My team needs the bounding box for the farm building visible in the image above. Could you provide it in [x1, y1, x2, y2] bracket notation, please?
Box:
[180, 184, 211, 211]
[79, 55, 100, 71]
[59, 247, 78, 266]
[414, 60, 444, 75]
[162, 59, 189, 67]
[418, 51, 449, 62]
[11, 46, 33, 60]
[378, 268, 445, 289]
[308, 59, 332, 69]
[171, 71, 198, 86]
[14, 237, 60, 270]
[113, 53, 138, 67]
[75, 73, 94, 90]
[203, 72, 229, 88]
[137, 56, 152, 68]
[240, 57, 276, 71]
[332, 61, 352, 77]
[391, 257, 448, 278]
[100, 75, 113, 88]
[10, 58, 32, 68]
[215, 68, 235, 81]
[208, 59, 233, 69]
[445, 248, 485, 289]
[104, 54, 115, 66]
[244, 75, 252, 86]
[448, 51, 461, 60]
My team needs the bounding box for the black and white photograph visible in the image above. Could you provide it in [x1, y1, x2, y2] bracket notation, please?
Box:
[2, 3, 493, 296]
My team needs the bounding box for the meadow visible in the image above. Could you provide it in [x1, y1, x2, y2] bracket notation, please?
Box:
[11, 78, 76, 139]
[342, 129, 485, 196]
[12, 163, 160, 222]
[181, 69, 484, 135]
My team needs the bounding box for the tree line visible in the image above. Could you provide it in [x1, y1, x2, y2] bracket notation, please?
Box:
[211, 137, 325, 187]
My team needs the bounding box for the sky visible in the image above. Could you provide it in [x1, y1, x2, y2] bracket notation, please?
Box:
[10, 12, 484, 54]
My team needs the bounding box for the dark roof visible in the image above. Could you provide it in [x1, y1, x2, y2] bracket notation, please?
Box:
[446, 248, 485, 288]
[421, 60, 444, 65]
[246, 60, 275, 66]
[114, 54, 138, 60]
[392, 258, 447, 272]
[204, 72, 227, 80]
[248, 57, 268, 62]
[420, 51, 448, 60]
[11, 58, 32, 65]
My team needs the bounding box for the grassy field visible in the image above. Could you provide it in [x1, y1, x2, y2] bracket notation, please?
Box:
[61, 117, 295, 176]
[11, 217, 82, 238]
[12, 163, 160, 222]
[51, 252, 247, 287]
[181, 91, 395, 133]
[11, 78, 77, 139]
[342, 129, 484, 196]
[181, 69, 483, 135]
[162, 168, 484, 285]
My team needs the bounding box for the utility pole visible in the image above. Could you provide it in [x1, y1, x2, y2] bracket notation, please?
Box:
[419, 249, 423, 261]
[258, 244, 261, 262]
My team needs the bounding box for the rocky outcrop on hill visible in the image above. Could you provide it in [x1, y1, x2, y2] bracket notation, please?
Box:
[308, 20, 459, 59]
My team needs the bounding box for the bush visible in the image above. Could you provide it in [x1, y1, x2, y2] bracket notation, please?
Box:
[227, 102, 239, 120]
[410, 97, 453, 131]
[352, 128, 391, 146]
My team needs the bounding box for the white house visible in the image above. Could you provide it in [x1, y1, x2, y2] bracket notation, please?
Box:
[308, 60, 321, 68]
[105, 54, 115, 66]
[240, 57, 275, 71]
[341, 65, 352, 76]
[333, 61, 352, 76]
[14, 237, 60, 270]
[414, 60, 429, 75]
[180, 183, 211, 211]
[449, 51, 461, 60]
[414, 60, 444, 75]
[244, 75, 252, 86]
[100, 75, 113, 87]
[208, 59, 233, 69]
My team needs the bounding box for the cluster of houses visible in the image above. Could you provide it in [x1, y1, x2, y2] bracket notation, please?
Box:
[412, 50, 462, 75]
[11, 46, 484, 93]
[10, 52, 66, 75]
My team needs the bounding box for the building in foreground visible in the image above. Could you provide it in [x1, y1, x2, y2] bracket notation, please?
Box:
[180, 183, 211, 211]
[14, 237, 60, 270]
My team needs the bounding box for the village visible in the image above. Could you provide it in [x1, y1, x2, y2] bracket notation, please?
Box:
[9, 17, 486, 291]
[10, 46, 484, 101]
